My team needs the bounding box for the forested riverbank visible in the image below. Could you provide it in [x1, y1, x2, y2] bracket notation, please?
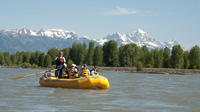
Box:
[0, 40, 200, 73]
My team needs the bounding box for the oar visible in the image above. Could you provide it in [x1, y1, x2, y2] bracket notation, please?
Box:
[12, 69, 57, 80]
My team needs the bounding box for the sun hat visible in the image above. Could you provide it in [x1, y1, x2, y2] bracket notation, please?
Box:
[83, 64, 87, 67]
[72, 64, 76, 67]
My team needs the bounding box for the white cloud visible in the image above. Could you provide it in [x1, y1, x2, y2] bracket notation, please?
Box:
[103, 6, 137, 16]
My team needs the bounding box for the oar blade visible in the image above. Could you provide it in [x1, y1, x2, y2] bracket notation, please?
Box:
[12, 76, 28, 80]
[12, 69, 56, 80]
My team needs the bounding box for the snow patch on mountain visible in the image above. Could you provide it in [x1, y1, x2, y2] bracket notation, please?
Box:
[97, 28, 179, 49]
[0, 28, 77, 39]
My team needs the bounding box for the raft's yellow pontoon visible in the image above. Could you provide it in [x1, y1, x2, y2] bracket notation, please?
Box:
[39, 75, 109, 89]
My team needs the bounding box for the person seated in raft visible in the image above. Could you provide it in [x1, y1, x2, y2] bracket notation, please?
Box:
[54, 51, 66, 78]
[66, 64, 79, 79]
[90, 65, 99, 76]
[79, 64, 90, 77]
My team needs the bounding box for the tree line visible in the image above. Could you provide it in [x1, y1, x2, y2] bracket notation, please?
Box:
[0, 40, 200, 69]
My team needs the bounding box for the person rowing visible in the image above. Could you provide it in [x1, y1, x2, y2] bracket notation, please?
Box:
[54, 51, 66, 78]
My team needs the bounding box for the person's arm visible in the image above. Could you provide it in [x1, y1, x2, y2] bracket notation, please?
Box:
[74, 68, 78, 73]
[88, 69, 90, 75]
[63, 57, 66, 63]
[65, 68, 69, 73]
[54, 56, 58, 61]
[91, 71, 94, 75]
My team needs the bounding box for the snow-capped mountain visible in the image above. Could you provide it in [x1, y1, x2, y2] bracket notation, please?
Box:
[97, 28, 179, 49]
[0, 28, 78, 39]
[0, 28, 179, 53]
[0, 28, 93, 53]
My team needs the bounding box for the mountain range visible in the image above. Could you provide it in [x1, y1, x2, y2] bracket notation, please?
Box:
[0, 28, 179, 53]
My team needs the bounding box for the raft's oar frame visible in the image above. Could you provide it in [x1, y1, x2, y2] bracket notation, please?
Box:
[12, 69, 56, 80]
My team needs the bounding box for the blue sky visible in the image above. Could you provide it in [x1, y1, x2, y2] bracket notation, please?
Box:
[0, 0, 199, 49]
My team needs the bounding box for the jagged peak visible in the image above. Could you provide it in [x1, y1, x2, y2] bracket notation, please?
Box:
[17, 28, 32, 34]
[166, 40, 179, 45]
[1, 28, 29, 32]
[106, 32, 129, 42]
[107, 32, 122, 37]
[39, 28, 73, 33]
[136, 28, 146, 34]
[133, 28, 149, 39]
[114, 32, 122, 35]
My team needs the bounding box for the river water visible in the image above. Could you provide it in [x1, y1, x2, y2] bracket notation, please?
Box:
[0, 68, 200, 112]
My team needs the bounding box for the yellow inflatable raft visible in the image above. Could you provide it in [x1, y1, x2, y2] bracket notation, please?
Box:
[39, 75, 109, 89]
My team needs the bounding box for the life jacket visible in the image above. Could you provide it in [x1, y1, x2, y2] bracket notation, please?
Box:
[90, 69, 98, 75]
[68, 69, 75, 77]
[56, 57, 65, 66]
[68, 69, 79, 78]
[81, 69, 89, 77]
[94, 71, 98, 75]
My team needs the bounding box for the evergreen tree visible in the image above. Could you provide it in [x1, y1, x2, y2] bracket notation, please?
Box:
[0, 52, 5, 65]
[70, 43, 87, 65]
[183, 51, 190, 69]
[170, 45, 184, 68]
[62, 48, 71, 60]
[153, 49, 164, 68]
[47, 48, 59, 65]
[86, 41, 95, 65]
[34, 51, 42, 65]
[93, 46, 103, 66]
[10, 54, 17, 65]
[3, 52, 11, 66]
[23, 52, 31, 63]
[145, 51, 154, 68]
[119, 45, 126, 66]
[16, 52, 23, 65]
[70, 43, 79, 64]
[44, 54, 52, 67]
[29, 51, 42, 65]
[79, 43, 87, 65]
[38, 53, 45, 67]
[103, 40, 119, 66]
[136, 61, 143, 71]
[29, 53, 35, 64]
[139, 46, 149, 66]
[163, 47, 170, 68]
[189, 45, 200, 69]
[67, 59, 74, 68]
[119, 43, 138, 67]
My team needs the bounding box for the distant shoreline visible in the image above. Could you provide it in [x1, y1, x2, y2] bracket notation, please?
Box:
[1, 65, 200, 75]
[98, 67, 200, 75]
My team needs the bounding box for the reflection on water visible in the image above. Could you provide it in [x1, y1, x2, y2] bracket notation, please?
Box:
[0, 68, 200, 112]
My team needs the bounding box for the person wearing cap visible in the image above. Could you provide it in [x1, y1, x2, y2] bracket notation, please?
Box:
[54, 51, 66, 78]
[90, 65, 99, 75]
[67, 64, 78, 79]
[80, 64, 90, 77]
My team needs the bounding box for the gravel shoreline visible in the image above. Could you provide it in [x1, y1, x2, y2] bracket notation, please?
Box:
[97, 67, 200, 75]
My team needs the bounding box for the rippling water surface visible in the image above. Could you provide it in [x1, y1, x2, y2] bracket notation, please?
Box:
[0, 68, 200, 112]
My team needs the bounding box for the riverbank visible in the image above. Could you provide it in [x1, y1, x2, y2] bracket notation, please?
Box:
[1, 65, 200, 75]
[97, 67, 200, 75]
